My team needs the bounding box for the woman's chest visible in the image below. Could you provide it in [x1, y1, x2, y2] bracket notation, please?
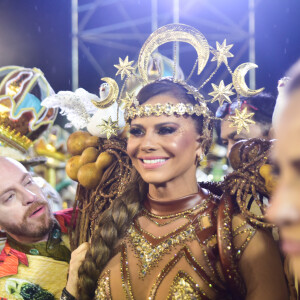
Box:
[95, 205, 229, 300]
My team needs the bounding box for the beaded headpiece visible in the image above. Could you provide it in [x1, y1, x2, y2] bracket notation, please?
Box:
[95, 23, 264, 139]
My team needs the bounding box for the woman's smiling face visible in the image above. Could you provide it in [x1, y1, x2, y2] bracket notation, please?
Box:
[127, 93, 202, 186]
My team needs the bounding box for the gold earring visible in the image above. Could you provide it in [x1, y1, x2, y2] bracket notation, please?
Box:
[196, 153, 204, 166]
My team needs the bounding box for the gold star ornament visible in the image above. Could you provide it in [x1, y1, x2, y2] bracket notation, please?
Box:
[209, 80, 235, 106]
[98, 116, 119, 139]
[211, 40, 234, 66]
[114, 56, 135, 80]
[228, 107, 255, 134]
[121, 92, 134, 108]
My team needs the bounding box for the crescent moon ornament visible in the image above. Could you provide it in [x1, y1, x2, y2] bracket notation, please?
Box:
[232, 63, 264, 97]
[138, 24, 210, 83]
[92, 77, 119, 109]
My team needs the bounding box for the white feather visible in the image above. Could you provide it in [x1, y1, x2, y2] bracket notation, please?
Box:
[41, 87, 106, 129]
[42, 91, 92, 129]
[73, 88, 100, 114]
[41, 84, 120, 134]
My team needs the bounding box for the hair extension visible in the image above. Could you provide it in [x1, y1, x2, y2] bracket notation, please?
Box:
[69, 138, 134, 250]
[77, 174, 147, 299]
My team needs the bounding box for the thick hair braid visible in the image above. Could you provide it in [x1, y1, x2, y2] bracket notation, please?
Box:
[77, 175, 147, 300]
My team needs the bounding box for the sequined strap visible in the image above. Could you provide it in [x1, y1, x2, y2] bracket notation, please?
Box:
[120, 243, 134, 299]
[95, 270, 112, 299]
[192, 200, 220, 274]
[192, 199, 217, 243]
[217, 192, 246, 300]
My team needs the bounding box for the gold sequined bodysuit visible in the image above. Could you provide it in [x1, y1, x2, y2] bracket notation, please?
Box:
[95, 190, 256, 299]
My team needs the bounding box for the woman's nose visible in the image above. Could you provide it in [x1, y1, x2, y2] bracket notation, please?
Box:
[140, 132, 158, 152]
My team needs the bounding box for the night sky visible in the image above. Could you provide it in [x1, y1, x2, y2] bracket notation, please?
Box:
[0, 0, 72, 92]
[1, 0, 300, 125]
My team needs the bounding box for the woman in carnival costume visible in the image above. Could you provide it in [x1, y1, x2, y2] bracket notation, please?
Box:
[62, 24, 289, 300]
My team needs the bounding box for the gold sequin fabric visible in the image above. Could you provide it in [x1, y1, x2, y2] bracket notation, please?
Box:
[167, 271, 207, 299]
[94, 195, 256, 299]
[95, 270, 112, 299]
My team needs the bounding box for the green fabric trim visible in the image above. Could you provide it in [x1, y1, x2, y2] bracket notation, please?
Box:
[7, 223, 71, 263]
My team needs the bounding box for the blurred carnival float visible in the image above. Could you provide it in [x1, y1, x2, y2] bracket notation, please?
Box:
[0, 66, 73, 212]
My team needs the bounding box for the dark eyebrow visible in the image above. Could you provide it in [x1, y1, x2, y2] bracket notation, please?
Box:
[291, 159, 300, 173]
[130, 124, 143, 128]
[131, 122, 179, 129]
[154, 122, 179, 128]
[227, 131, 238, 139]
[0, 173, 28, 198]
[20, 173, 29, 183]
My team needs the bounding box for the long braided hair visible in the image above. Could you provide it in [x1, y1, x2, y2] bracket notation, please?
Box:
[77, 79, 213, 299]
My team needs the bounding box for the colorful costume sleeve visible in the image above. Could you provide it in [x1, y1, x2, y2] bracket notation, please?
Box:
[0, 210, 73, 299]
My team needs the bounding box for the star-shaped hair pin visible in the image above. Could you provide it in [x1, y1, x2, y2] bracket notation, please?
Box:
[208, 80, 235, 106]
[228, 107, 255, 134]
[185, 85, 204, 103]
[121, 92, 135, 108]
[114, 56, 135, 80]
[98, 116, 119, 139]
[211, 40, 234, 66]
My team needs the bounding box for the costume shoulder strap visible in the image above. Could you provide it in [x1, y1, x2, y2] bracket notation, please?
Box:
[217, 192, 246, 300]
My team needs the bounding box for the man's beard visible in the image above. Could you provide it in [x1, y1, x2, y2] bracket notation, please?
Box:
[2, 201, 55, 240]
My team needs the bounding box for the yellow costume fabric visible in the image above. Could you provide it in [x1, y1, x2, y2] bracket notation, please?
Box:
[0, 253, 69, 299]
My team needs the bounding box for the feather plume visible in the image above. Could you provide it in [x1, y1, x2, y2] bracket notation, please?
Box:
[41, 88, 100, 129]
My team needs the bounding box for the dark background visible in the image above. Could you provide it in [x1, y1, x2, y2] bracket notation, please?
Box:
[0, 0, 299, 117]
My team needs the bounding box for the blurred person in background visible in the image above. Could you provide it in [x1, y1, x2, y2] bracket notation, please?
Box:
[0, 157, 86, 299]
[268, 60, 300, 283]
[216, 93, 276, 158]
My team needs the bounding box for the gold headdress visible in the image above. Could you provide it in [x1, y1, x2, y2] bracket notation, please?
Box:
[99, 24, 264, 135]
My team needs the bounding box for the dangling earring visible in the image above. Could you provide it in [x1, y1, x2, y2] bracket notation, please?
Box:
[199, 153, 204, 161]
[196, 153, 204, 166]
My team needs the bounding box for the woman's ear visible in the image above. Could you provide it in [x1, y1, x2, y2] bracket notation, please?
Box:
[195, 133, 203, 145]
[195, 132, 204, 152]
